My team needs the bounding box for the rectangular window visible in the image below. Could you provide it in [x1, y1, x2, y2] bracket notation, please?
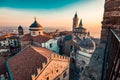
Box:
[50, 43, 52, 48]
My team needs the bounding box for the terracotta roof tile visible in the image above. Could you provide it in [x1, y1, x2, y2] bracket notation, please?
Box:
[7, 45, 53, 80]
[20, 34, 52, 43]
[20, 34, 31, 41]
[0, 56, 7, 75]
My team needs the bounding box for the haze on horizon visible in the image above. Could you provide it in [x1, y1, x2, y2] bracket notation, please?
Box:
[0, 0, 104, 38]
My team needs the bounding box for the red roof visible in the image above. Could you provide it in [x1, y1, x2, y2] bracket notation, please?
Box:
[20, 34, 52, 43]
[7, 45, 52, 80]
[0, 56, 7, 75]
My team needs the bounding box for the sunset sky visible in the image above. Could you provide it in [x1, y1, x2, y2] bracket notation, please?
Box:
[0, 0, 105, 38]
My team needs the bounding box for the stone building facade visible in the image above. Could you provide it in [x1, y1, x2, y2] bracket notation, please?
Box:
[32, 53, 69, 80]
[101, 0, 120, 43]
[0, 35, 21, 56]
[41, 38, 60, 54]
[7, 45, 69, 80]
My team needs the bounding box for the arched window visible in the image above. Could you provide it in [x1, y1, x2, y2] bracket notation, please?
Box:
[70, 45, 73, 51]
[33, 31, 35, 35]
[81, 67, 84, 71]
[46, 77, 49, 80]
[56, 69, 58, 72]
[50, 43, 52, 48]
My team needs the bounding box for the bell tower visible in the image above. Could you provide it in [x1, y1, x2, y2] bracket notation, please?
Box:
[18, 25, 24, 37]
[73, 12, 79, 32]
[101, 0, 120, 43]
[79, 19, 83, 28]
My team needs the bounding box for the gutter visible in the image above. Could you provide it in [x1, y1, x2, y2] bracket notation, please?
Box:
[6, 61, 13, 80]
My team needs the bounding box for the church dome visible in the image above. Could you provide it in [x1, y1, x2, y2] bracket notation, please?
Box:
[79, 38, 95, 49]
[77, 38, 96, 53]
[29, 17, 43, 30]
[63, 35, 72, 41]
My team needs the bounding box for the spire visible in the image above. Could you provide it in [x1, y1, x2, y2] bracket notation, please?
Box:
[34, 16, 36, 22]
[19, 25, 21, 27]
[75, 11, 78, 18]
[79, 19, 83, 27]
[18, 25, 22, 29]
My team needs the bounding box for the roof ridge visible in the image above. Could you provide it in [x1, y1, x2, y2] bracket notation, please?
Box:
[31, 46, 50, 59]
[7, 44, 31, 61]
[6, 44, 33, 80]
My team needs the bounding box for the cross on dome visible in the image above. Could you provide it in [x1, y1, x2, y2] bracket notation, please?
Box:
[34, 17, 36, 21]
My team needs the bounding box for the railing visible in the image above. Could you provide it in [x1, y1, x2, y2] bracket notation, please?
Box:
[101, 29, 120, 80]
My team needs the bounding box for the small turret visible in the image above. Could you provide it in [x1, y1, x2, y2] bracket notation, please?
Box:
[73, 12, 79, 31]
[75, 12, 78, 18]
[79, 19, 83, 27]
[18, 25, 24, 36]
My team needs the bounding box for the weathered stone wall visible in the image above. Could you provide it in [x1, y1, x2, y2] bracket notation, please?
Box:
[101, 0, 120, 43]
[31, 54, 70, 80]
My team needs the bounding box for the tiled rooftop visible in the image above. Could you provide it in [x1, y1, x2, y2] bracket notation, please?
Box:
[20, 34, 52, 43]
[0, 56, 7, 75]
[7, 45, 53, 80]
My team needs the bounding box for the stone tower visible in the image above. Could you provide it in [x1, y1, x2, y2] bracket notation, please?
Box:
[73, 12, 79, 31]
[101, 0, 120, 43]
[79, 19, 83, 28]
[18, 25, 24, 36]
